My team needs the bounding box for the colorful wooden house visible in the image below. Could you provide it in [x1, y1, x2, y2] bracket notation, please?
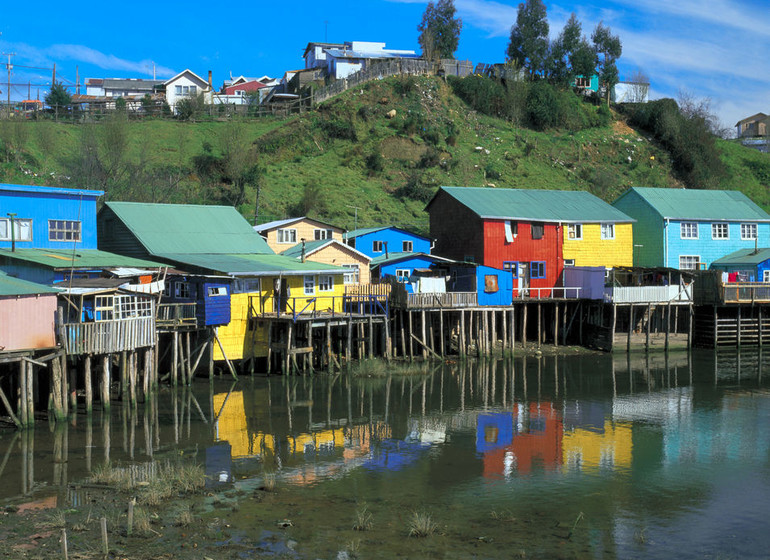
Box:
[0, 271, 58, 353]
[98, 202, 346, 363]
[161, 272, 232, 327]
[710, 248, 770, 282]
[280, 238, 371, 285]
[345, 227, 431, 259]
[370, 252, 449, 284]
[612, 187, 770, 270]
[427, 186, 633, 297]
[254, 217, 346, 254]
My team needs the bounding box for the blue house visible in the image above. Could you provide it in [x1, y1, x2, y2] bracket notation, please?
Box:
[163, 273, 232, 327]
[371, 252, 447, 284]
[612, 187, 770, 270]
[345, 227, 431, 259]
[710, 248, 770, 282]
[448, 264, 513, 306]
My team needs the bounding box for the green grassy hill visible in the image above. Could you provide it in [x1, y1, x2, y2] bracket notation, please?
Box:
[2, 75, 769, 235]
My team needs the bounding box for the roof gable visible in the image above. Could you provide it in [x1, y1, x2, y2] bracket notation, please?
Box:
[164, 69, 209, 88]
[615, 187, 770, 221]
[254, 216, 344, 234]
[345, 226, 430, 241]
[104, 202, 273, 256]
[280, 239, 370, 261]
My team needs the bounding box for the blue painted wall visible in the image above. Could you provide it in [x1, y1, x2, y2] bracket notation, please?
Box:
[164, 275, 231, 326]
[350, 228, 431, 259]
[664, 221, 770, 269]
[710, 259, 770, 282]
[376, 255, 441, 283]
[0, 184, 102, 250]
[475, 265, 513, 306]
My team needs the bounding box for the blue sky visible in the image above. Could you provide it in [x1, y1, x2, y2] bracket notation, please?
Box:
[2, 0, 767, 132]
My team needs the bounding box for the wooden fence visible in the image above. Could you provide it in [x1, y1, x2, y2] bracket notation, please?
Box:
[157, 303, 197, 328]
[62, 317, 156, 355]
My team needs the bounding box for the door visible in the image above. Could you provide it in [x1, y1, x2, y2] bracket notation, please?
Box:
[517, 263, 529, 297]
[273, 279, 289, 313]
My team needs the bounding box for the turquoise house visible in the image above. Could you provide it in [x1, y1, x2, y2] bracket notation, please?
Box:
[571, 74, 599, 93]
[612, 187, 770, 270]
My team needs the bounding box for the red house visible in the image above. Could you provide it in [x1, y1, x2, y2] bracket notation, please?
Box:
[223, 79, 265, 96]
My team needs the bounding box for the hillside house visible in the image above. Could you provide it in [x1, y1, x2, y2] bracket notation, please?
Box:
[323, 42, 420, 80]
[736, 113, 768, 138]
[710, 248, 770, 282]
[304, 42, 346, 70]
[254, 217, 345, 253]
[612, 187, 770, 270]
[426, 187, 633, 298]
[345, 226, 431, 260]
[85, 78, 163, 98]
[281, 238, 371, 285]
[164, 69, 214, 112]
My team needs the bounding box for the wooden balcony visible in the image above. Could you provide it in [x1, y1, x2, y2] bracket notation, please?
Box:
[721, 283, 770, 304]
[393, 291, 478, 309]
[157, 303, 197, 328]
[62, 317, 156, 356]
[604, 284, 693, 304]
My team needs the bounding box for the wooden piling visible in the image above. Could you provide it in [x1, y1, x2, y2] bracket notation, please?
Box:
[368, 316, 374, 359]
[553, 303, 559, 348]
[522, 304, 527, 347]
[101, 355, 110, 410]
[459, 310, 466, 357]
[84, 355, 93, 414]
[627, 305, 633, 352]
[50, 357, 65, 420]
[172, 334, 179, 386]
[537, 304, 542, 349]
[439, 309, 445, 357]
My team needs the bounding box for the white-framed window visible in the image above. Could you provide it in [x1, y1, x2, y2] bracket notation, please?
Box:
[303, 275, 315, 295]
[175, 85, 182, 94]
[343, 264, 359, 284]
[679, 255, 700, 270]
[0, 218, 32, 241]
[277, 228, 297, 244]
[232, 278, 260, 293]
[48, 220, 81, 242]
[567, 224, 582, 240]
[712, 223, 729, 239]
[764, 270, 770, 283]
[402, 240, 413, 252]
[395, 269, 410, 282]
[94, 295, 114, 321]
[175, 282, 191, 299]
[372, 240, 384, 253]
[680, 222, 698, 239]
[318, 275, 333, 292]
[114, 295, 152, 319]
[741, 223, 758, 240]
[207, 286, 228, 297]
[600, 223, 615, 240]
[564, 259, 575, 267]
[314, 228, 333, 240]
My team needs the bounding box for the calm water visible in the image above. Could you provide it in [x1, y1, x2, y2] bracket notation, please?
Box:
[2, 350, 770, 558]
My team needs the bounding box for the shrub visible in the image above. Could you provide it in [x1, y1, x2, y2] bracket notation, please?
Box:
[365, 150, 384, 174]
[526, 81, 561, 130]
[320, 117, 357, 141]
[448, 75, 507, 118]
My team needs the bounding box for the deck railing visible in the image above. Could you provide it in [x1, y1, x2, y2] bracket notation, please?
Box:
[722, 283, 770, 303]
[62, 317, 156, 355]
[250, 295, 388, 322]
[604, 284, 693, 304]
[156, 303, 197, 328]
[394, 292, 478, 309]
[515, 287, 583, 299]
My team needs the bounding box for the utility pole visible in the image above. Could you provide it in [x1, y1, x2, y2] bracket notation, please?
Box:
[345, 204, 360, 237]
[2, 52, 15, 116]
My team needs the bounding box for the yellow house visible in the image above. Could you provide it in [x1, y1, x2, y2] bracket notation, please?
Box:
[254, 217, 345, 254]
[280, 238, 371, 285]
[563, 222, 634, 268]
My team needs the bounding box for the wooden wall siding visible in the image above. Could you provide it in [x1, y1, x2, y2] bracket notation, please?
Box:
[304, 246, 370, 284]
[200, 281, 231, 326]
[62, 316, 156, 355]
[611, 191, 664, 267]
[483, 220, 562, 296]
[351, 229, 432, 259]
[265, 220, 344, 253]
[0, 294, 57, 351]
[562, 223, 633, 268]
[666, 221, 770, 269]
[97, 206, 154, 260]
[429, 194, 484, 262]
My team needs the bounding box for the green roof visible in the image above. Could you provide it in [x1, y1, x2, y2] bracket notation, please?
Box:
[105, 202, 273, 256]
[615, 187, 770, 221]
[370, 252, 456, 266]
[0, 272, 59, 296]
[280, 238, 334, 258]
[430, 187, 634, 223]
[157, 253, 343, 276]
[345, 227, 388, 239]
[712, 248, 770, 266]
[0, 249, 163, 269]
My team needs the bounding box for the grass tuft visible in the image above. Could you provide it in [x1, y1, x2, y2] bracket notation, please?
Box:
[408, 510, 437, 538]
[353, 503, 373, 531]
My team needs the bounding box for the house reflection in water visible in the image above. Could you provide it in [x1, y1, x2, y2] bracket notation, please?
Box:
[562, 401, 633, 472]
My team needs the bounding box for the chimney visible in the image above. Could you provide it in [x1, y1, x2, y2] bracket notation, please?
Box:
[301, 238, 306, 262]
[208, 70, 212, 90]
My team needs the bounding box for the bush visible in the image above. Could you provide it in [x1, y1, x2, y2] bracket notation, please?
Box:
[526, 81, 562, 130]
[418, 148, 441, 169]
[365, 150, 384, 174]
[399, 170, 440, 202]
[320, 117, 357, 141]
[448, 75, 507, 118]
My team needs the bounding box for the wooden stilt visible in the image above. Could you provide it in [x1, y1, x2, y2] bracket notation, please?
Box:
[266, 322, 273, 374]
[143, 350, 151, 397]
[420, 311, 428, 360]
[326, 322, 333, 371]
[385, 313, 392, 361]
[347, 318, 353, 364]
[459, 310, 466, 357]
[26, 361, 34, 426]
[129, 352, 137, 408]
[208, 332, 215, 381]
[713, 306, 718, 347]
[483, 311, 489, 356]
[51, 357, 64, 420]
[439, 309, 445, 357]
[185, 332, 192, 383]
[760, 306, 764, 347]
[408, 311, 414, 361]
[665, 303, 671, 351]
[537, 304, 542, 349]
[522, 304, 527, 347]
[61, 355, 69, 416]
[737, 306, 742, 348]
[627, 305, 633, 352]
[172, 334, 178, 387]
[84, 355, 93, 414]
[553, 303, 559, 347]
[688, 304, 693, 349]
[491, 310, 497, 353]
[101, 355, 110, 410]
[19, 361, 28, 427]
[645, 304, 651, 350]
[285, 322, 293, 374]
[510, 309, 515, 352]
[368, 316, 374, 359]
[611, 304, 617, 352]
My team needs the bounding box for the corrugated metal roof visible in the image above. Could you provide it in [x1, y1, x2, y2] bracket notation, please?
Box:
[105, 202, 274, 255]
[345, 227, 387, 239]
[711, 248, 770, 266]
[157, 253, 343, 276]
[370, 252, 456, 266]
[0, 249, 163, 269]
[254, 217, 305, 232]
[0, 183, 103, 198]
[0, 272, 59, 296]
[281, 239, 371, 261]
[615, 187, 770, 221]
[430, 187, 635, 223]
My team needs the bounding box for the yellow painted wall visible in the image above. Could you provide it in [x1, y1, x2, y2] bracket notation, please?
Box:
[563, 223, 633, 268]
[306, 245, 370, 285]
[214, 272, 346, 361]
[561, 421, 632, 471]
[264, 219, 344, 253]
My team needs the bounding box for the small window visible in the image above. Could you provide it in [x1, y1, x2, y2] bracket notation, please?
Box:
[2, 218, 33, 242]
[175, 85, 182, 94]
[0, 218, 8, 240]
[175, 282, 191, 299]
[531, 223, 544, 240]
[741, 223, 758, 240]
[232, 279, 260, 293]
[304, 275, 315, 295]
[564, 259, 575, 267]
[189, 85, 197, 94]
[601, 223, 615, 240]
[681, 222, 698, 239]
[484, 275, 499, 293]
[277, 228, 297, 244]
[343, 264, 359, 284]
[764, 270, 770, 282]
[402, 240, 413, 252]
[318, 275, 333, 292]
[207, 286, 228, 297]
[531, 261, 546, 279]
[679, 255, 700, 270]
[567, 224, 582, 240]
[395, 269, 410, 282]
[94, 295, 114, 321]
[49, 220, 82, 242]
[314, 228, 333, 240]
[503, 261, 519, 278]
[372, 240, 384, 253]
[712, 223, 729, 239]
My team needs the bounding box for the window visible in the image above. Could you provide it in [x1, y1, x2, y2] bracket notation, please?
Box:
[314, 228, 334, 240]
[48, 220, 81, 242]
[233, 279, 260, 293]
[531, 223, 544, 240]
[189, 85, 197, 95]
[318, 275, 333, 292]
[712, 223, 729, 239]
[575, 76, 590, 88]
[402, 240, 413, 252]
[94, 295, 114, 321]
[764, 270, 770, 282]
[601, 223, 615, 240]
[681, 222, 698, 239]
[175, 282, 191, 299]
[503, 261, 519, 278]
[175, 85, 182, 94]
[277, 228, 297, 244]
[372, 240, 384, 253]
[0, 218, 32, 241]
[396, 269, 410, 282]
[567, 224, 582, 240]
[679, 255, 700, 270]
[531, 261, 546, 279]
[564, 259, 575, 267]
[303, 275, 315, 295]
[343, 264, 359, 284]
[741, 223, 758, 240]
[207, 286, 228, 297]
[114, 295, 152, 319]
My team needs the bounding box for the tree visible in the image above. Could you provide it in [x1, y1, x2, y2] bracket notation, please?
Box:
[628, 69, 650, 103]
[45, 82, 71, 109]
[592, 22, 622, 105]
[548, 13, 595, 86]
[418, 0, 462, 60]
[507, 0, 550, 80]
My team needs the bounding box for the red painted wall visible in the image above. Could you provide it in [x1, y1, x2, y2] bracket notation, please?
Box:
[224, 81, 265, 95]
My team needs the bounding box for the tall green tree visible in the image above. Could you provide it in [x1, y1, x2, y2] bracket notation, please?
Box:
[592, 22, 622, 105]
[549, 13, 581, 84]
[44, 82, 71, 109]
[507, 0, 550, 80]
[418, 0, 462, 60]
